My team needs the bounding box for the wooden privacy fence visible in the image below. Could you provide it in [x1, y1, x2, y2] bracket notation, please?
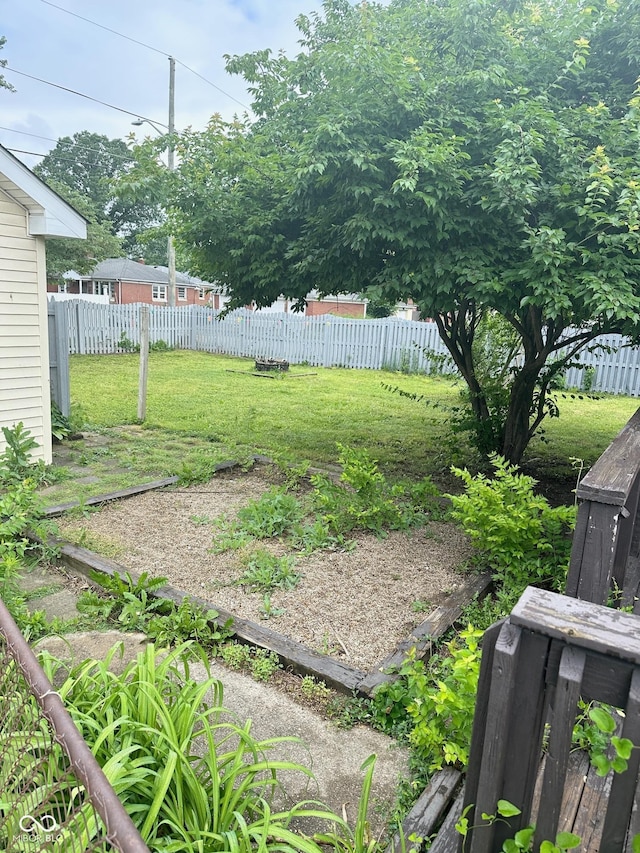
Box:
[567, 406, 640, 609]
[50, 299, 640, 392]
[459, 586, 640, 853]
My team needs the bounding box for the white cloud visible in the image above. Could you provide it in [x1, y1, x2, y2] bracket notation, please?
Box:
[0, 0, 322, 164]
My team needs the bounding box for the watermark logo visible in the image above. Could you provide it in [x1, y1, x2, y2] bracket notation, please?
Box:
[18, 814, 62, 842]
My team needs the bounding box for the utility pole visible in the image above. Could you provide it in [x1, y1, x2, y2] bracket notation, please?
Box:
[167, 56, 176, 308]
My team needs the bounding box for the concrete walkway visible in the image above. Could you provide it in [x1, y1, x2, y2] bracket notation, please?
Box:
[22, 565, 409, 837]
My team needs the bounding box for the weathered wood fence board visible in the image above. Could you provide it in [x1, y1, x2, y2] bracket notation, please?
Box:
[458, 587, 640, 853]
[566, 407, 640, 607]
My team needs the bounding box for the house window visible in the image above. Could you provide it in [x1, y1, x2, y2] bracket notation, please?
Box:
[58, 282, 68, 293]
[198, 287, 207, 300]
[152, 285, 167, 302]
[177, 286, 187, 301]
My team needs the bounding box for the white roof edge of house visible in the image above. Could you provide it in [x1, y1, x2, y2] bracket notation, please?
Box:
[0, 145, 87, 240]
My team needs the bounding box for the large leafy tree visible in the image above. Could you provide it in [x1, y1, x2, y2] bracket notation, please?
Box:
[169, 0, 640, 463]
[35, 132, 165, 266]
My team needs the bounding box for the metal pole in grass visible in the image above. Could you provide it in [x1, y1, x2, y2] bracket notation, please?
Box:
[138, 305, 149, 421]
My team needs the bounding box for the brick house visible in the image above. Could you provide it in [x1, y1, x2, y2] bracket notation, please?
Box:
[49, 258, 215, 305]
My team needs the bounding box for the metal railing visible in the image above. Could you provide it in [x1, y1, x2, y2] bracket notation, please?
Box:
[0, 596, 149, 852]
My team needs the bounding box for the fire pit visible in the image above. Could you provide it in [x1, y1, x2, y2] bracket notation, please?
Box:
[254, 358, 290, 372]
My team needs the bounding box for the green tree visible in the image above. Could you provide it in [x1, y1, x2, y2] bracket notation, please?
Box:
[0, 36, 14, 92]
[35, 132, 165, 265]
[168, 0, 640, 463]
[43, 180, 122, 282]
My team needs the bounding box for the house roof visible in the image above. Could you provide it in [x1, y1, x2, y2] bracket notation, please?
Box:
[80, 258, 214, 288]
[0, 144, 87, 240]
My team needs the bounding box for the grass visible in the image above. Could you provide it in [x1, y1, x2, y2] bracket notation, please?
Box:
[69, 350, 454, 470]
[55, 350, 640, 502]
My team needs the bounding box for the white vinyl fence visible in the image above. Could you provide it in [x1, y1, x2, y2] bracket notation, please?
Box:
[54, 300, 640, 395]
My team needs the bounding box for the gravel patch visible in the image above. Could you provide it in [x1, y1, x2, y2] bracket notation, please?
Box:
[57, 468, 473, 671]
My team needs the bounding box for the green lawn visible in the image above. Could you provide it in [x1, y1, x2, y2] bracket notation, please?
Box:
[66, 349, 639, 486]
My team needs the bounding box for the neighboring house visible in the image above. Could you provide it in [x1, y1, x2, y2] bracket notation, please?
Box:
[0, 144, 86, 464]
[215, 291, 369, 317]
[218, 291, 420, 319]
[49, 258, 215, 305]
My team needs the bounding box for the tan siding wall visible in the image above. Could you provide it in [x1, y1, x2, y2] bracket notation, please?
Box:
[0, 195, 51, 463]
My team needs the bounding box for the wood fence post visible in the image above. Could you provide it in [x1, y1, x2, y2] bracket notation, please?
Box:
[138, 306, 149, 422]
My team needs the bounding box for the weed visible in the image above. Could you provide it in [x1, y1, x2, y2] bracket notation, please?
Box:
[218, 640, 252, 670]
[572, 701, 634, 776]
[217, 641, 281, 681]
[372, 626, 482, 771]
[251, 647, 281, 681]
[0, 422, 59, 487]
[146, 598, 230, 647]
[326, 694, 374, 729]
[258, 593, 285, 620]
[238, 549, 301, 592]
[190, 513, 211, 526]
[236, 486, 304, 538]
[301, 675, 332, 701]
[289, 518, 351, 554]
[51, 402, 71, 441]
[411, 600, 431, 614]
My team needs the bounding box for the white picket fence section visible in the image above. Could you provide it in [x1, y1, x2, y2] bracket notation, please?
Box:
[57, 300, 640, 395]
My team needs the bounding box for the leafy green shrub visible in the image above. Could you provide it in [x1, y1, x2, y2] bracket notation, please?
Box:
[311, 445, 436, 536]
[448, 455, 575, 596]
[373, 626, 482, 772]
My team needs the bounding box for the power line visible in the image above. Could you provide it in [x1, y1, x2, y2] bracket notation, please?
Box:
[39, 0, 252, 112]
[3, 66, 169, 129]
[40, 0, 169, 57]
[174, 59, 250, 111]
[0, 125, 135, 160]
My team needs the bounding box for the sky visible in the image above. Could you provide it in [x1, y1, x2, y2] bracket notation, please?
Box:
[1, 0, 323, 168]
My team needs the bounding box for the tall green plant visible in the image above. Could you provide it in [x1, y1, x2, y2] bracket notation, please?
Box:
[448, 455, 575, 600]
[37, 642, 386, 853]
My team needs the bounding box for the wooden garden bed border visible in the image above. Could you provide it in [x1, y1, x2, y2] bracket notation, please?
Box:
[44, 462, 491, 696]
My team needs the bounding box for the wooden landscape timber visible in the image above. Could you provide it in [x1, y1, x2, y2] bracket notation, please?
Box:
[54, 536, 487, 696]
[359, 570, 492, 694]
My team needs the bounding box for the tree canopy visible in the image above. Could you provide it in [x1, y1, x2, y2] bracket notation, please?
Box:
[167, 0, 640, 463]
[35, 132, 166, 270]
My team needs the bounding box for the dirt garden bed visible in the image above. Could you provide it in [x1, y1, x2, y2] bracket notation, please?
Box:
[53, 465, 478, 676]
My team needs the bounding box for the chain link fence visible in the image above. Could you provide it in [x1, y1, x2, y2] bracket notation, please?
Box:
[0, 596, 149, 853]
